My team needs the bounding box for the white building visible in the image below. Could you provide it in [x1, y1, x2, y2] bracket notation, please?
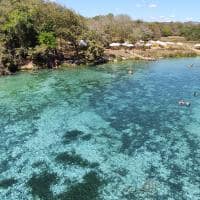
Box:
[194, 44, 200, 49]
[109, 43, 121, 48]
[122, 42, 134, 48]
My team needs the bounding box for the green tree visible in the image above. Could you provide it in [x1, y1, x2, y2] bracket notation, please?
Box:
[161, 25, 173, 37]
[2, 9, 38, 50]
[38, 32, 56, 49]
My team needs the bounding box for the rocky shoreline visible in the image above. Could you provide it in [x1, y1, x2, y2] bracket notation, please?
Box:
[105, 45, 200, 63]
[0, 47, 200, 76]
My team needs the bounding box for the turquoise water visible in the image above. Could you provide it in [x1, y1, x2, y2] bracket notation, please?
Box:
[0, 58, 200, 200]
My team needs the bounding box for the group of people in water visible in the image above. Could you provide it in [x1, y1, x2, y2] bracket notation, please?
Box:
[128, 64, 198, 108]
[178, 63, 199, 107]
[178, 91, 199, 107]
[178, 99, 191, 107]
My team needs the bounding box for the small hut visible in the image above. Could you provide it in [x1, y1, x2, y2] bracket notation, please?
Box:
[194, 44, 200, 50]
[122, 42, 134, 49]
[109, 43, 122, 49]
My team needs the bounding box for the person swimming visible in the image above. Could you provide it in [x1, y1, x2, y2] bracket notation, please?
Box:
[178, 100, 191, 107]
[128, 70, 133, 75]
[194, 91, 199, 97]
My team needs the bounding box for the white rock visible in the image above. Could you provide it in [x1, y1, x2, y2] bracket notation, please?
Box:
[79, 40, 87, 47]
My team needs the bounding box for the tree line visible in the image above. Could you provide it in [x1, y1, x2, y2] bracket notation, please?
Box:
[0, 0, 199, 74]
[88, 14, 200, 44]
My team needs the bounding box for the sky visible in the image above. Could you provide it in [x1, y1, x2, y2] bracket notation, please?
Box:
[51, 0, 200, 22]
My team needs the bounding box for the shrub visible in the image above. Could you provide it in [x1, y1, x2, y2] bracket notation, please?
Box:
[32, 45, 63, 68]
[86, 42, 105, 62]
[38, 32, 57, 49]
[1, 53, 18, 73]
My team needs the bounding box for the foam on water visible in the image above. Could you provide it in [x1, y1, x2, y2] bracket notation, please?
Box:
[0, 58, 200, 199]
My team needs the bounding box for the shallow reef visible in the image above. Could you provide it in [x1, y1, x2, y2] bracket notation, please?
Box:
[0, 58, 200, 199]
[55, 151, 99, 168]
[63, 130, 85, 144]
[56, 171, 103, 200]
[0, 178, 17, 189]
[27, 171, 58, 200]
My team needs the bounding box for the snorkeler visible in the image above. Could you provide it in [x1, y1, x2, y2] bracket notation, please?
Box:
[128, 70, 133, 74]
[194, 91, 199, 97]
[178, 100, 191, 107]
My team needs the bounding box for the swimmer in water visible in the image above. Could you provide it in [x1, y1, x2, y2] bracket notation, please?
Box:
[194, 91, 199, 97]
[178, 100, 191, 107]
[128, 70, 133, 74]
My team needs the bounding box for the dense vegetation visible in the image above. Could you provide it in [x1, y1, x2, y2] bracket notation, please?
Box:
[0, 0, 105, 74]
[0, 0, 199, 74]
[88, 14, 200, 43]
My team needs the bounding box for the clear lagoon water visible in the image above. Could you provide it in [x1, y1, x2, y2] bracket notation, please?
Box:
[0, 58, 200, 200]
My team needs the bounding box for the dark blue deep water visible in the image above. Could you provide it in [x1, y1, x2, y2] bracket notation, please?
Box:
[0, 58, 200, 199]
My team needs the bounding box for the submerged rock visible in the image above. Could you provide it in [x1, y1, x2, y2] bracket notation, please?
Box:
[0, 160, 9, 173]
[63, 130, 84, 144]
[81, 134, 92, 141]
[56, 171, 103, 200]
[27, 171, 57, 199]
[55, 151, 99, 168]
[0, 178, 17, 189]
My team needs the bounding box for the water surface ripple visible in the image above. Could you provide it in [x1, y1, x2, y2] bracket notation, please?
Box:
[0, 58, 200, 199]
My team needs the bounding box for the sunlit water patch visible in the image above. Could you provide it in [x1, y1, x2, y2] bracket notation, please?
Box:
[0, 58, 200, 200]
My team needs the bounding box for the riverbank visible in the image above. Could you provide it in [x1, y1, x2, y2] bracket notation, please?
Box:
[105, 46, 200, 62]
[20, 48, 200, 70]
[1, 43, 200, 76]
